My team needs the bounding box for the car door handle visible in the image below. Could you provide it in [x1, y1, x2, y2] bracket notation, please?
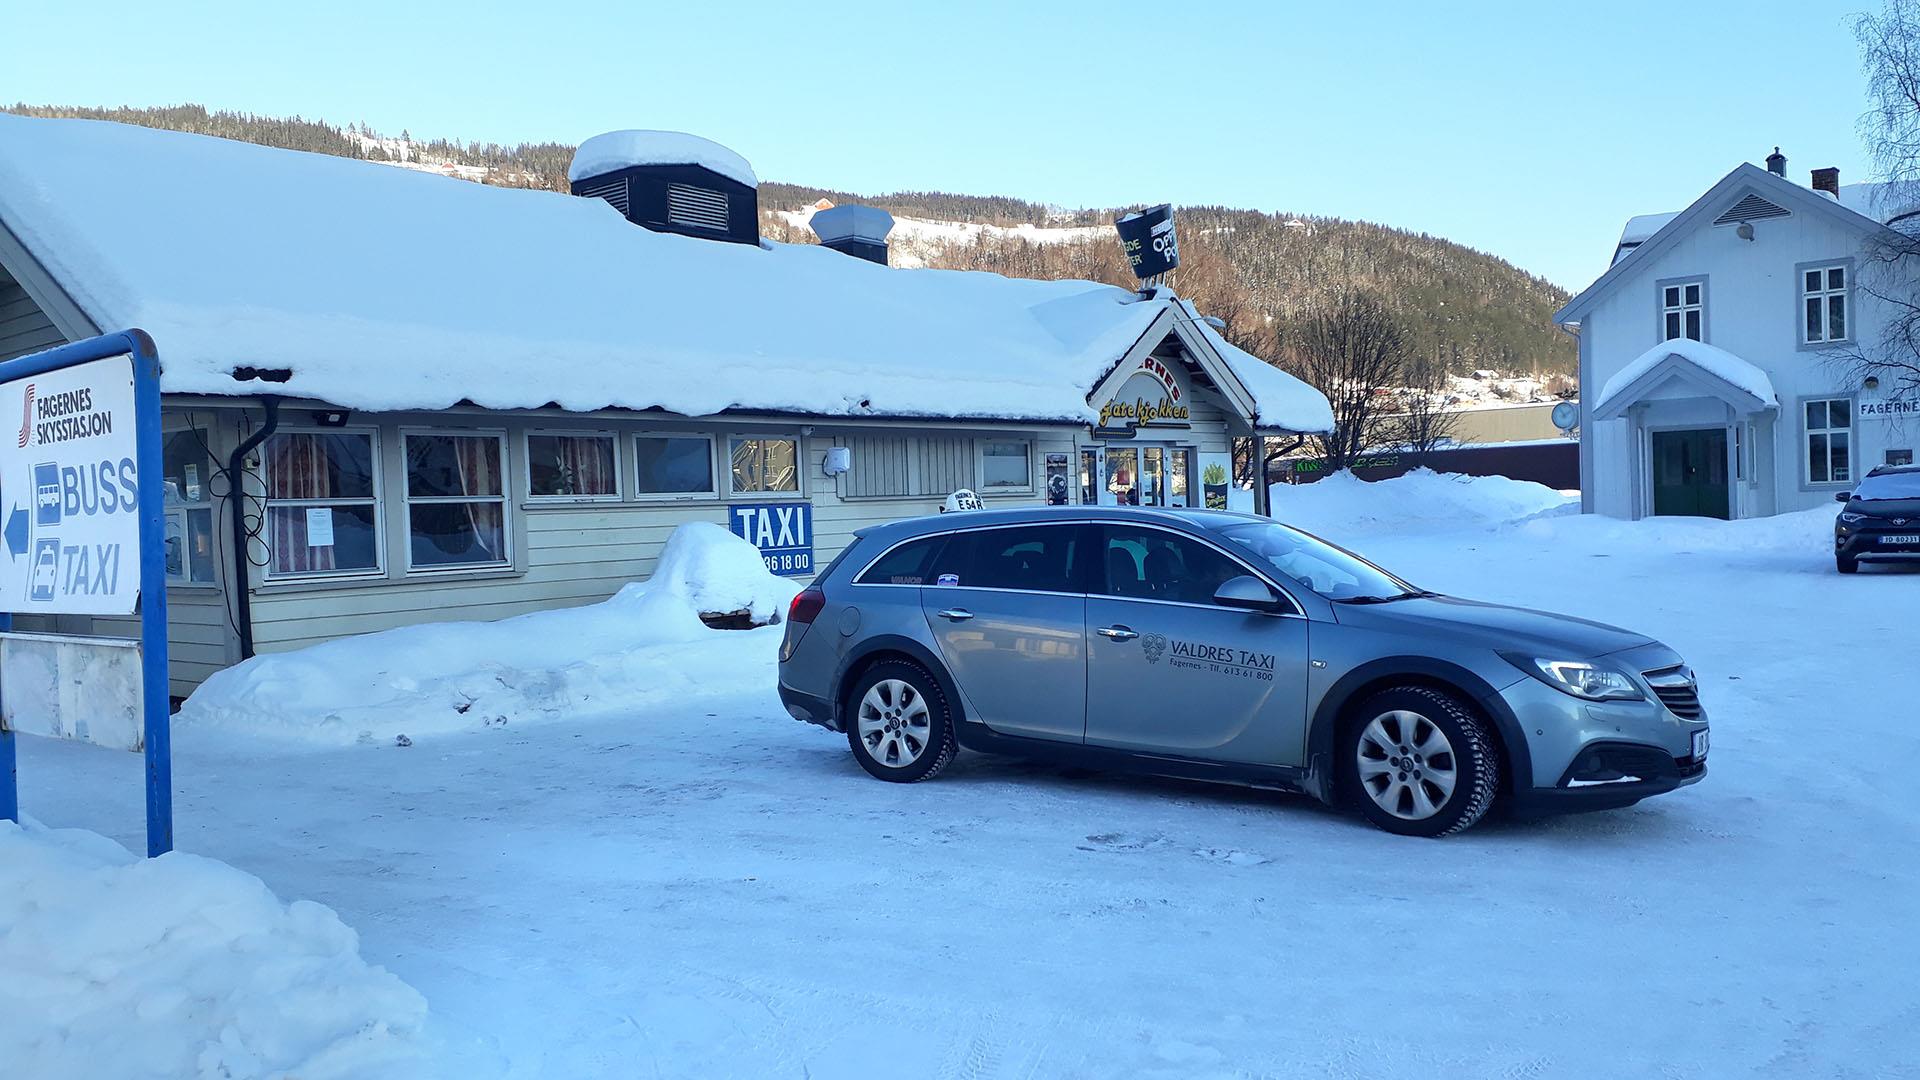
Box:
[1097, 625, 1139, 641]
[936, 608, 974, 621]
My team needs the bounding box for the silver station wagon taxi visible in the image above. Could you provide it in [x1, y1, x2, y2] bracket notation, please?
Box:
[777, 507, 1708, 837]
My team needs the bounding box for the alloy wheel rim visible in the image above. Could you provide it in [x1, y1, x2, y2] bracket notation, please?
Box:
[1356, 710, 1458, 820]
[857, 679, 932, 768]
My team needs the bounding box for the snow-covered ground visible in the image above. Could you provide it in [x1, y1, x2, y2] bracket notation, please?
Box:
[12, 479, 1920, 1078]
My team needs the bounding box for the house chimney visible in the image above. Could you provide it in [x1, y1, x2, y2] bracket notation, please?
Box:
[809, 205, 894, 265]
[1766, 147, 1786, 177]
[1811, 167, 1840, 196]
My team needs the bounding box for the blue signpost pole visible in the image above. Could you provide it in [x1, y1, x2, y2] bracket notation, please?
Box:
[0, 330, 170, 852]
[129, 332, 171, 856]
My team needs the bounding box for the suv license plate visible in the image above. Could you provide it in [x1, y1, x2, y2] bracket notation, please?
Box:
[1691, 729, 1710, 759]
[1883, 535, 1920, 545]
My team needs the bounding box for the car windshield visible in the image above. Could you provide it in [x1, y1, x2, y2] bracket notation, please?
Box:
[1214, 520, 1419, 602]
[1853, 471, 1920, 500]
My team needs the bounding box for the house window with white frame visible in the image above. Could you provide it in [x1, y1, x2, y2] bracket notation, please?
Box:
[527, 432, 618, 499]
[405, 432, 510, 568]
[1803, 265, 1848, 344]
[263, 430, 382, 577]
[1804, 398, 1854, 485]
[635, 434, 717, 497]
[729, 437, 799, 494]
[978, 439, 1033, 490]
[1661, 281, 1703, 342]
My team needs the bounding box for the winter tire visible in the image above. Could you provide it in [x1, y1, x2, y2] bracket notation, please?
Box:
[1341, 685, 1501, 838]
[1837, 554, 1859, 574]
[845, 660, 957, 783]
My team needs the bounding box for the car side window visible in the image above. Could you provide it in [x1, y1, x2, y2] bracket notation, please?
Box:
[856, 535, 946, 585]
[931, 525, 1083, 593]
[1098, 525, 1265, 608]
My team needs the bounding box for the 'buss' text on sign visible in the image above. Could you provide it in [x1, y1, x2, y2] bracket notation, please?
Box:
[729, 501, 813, 577]
[0, 354, 142, 614]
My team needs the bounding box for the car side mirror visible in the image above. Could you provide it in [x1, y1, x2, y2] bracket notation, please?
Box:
[1834, 491, 1851, 503]
[1213, 575, 1288, 614]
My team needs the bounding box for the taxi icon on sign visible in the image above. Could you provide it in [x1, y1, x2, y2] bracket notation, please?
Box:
[29, 537, 59, 602]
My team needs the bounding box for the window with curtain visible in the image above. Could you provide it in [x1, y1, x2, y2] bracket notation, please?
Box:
[1804, 399, 1854, 485]
[263, 431, 381, 577]
[527, 433, 618, 499]
[405, 433, 509, 569]
[162, 425, 218, 584]
[634, 435, 716, 496]
[730, 437, 799, 493]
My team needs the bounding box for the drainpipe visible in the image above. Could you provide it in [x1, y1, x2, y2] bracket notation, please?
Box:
[227, 397, 280, 660]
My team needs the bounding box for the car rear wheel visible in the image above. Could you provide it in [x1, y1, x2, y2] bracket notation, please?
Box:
[845, 660, 957, 783]
[1342, 686, 1500, 838]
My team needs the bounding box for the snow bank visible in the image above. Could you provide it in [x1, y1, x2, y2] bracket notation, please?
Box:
[1269, 468, 1575, 538]
[179, 522, 800, 746]
[0, 819, 425, 1080]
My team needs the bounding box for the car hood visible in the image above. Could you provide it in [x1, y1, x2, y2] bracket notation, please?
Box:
[1847, 497, 1920, 519]
[1334, 595, 1655, 658]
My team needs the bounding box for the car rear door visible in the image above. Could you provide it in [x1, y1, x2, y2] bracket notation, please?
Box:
[1083, 523, 1310, 765]
[920, 523, 1089, 742]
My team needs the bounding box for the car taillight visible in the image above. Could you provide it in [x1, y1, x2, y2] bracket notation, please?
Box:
[788, 585, 826, 626]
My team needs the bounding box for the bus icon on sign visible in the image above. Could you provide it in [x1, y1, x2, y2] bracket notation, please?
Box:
[33, 461, 61, 526]
[29, 537, 59, 602]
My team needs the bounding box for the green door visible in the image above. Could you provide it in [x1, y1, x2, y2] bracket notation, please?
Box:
[1650, 428, 1730, 519]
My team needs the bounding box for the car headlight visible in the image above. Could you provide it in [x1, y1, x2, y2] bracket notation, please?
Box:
[1837, 511, 1866, 524]
[1502, 654, 1644, 701]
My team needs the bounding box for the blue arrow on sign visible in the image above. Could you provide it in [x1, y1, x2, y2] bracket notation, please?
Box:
[5, 504, 27, 559]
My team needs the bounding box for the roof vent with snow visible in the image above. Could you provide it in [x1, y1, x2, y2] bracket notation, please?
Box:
[1766, 147, 1786, 177]
[808, 205, 894, 265]
[568, 130, 760, 245]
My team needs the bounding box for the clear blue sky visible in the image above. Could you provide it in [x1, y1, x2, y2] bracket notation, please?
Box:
[2, 0, 1877, 290]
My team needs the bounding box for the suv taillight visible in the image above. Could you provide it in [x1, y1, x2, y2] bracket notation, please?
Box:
[788, 585, 826, 626]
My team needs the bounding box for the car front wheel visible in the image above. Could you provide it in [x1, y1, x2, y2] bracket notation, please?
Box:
[1837, 553, 1859, 574]
[845, 660, 957, 783]
[1342, 686, 1501, 837]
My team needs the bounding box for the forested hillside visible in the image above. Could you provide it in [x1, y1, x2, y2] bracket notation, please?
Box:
[7, 104, 1573, 374]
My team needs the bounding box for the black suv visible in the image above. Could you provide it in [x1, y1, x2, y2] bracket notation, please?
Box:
[1835, 464, 1920, 573]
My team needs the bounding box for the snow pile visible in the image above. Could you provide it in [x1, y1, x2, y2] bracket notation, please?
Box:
[178, 522, 800, 745]
[0, 113, 1332, 433]
[568, 129, 758, 187]
[1595, 338, 1778, 415]
[0, 819, 425, 1080]
[1269, 468, 1575, 539]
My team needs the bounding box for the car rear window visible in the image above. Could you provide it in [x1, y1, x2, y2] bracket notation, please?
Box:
[855, 535, 946, 585]
[931, 525, 1083, 593]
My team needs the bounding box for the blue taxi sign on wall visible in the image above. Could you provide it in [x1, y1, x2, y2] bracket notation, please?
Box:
[729, 501, 814, 577]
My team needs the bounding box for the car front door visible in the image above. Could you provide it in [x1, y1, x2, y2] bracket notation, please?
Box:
[920, 523, 1089, 741]
[1084, 523, 1310, 765]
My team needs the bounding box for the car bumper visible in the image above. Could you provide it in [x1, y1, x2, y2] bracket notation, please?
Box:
[1509, 743, 1708, 816]
[1836, 528, 1920, 560]
[779, 682, 838, 730]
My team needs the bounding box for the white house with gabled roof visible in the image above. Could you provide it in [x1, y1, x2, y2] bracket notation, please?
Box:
[1554, 149, 1919, 521]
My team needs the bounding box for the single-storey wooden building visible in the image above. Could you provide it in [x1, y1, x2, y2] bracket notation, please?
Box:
[0, 114, 1332, 693]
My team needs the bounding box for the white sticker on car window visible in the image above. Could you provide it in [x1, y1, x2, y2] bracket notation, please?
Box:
[936, 573, 959, 587]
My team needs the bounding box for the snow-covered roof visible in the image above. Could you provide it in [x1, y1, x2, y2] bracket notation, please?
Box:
[567, 129, 758, 188]
[1619, 212, 1679, 247]
[0, 114, 1331, 432]
[1594, 338, 1778, 418]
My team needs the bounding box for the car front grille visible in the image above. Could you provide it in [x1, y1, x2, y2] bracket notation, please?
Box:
[1645, 666, 1704, 719]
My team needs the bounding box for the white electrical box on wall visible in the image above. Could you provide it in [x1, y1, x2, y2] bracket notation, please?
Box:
[822, 446, 851, 475]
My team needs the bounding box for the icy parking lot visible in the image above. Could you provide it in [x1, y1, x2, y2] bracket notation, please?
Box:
[13, 475, 1920, 1078]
